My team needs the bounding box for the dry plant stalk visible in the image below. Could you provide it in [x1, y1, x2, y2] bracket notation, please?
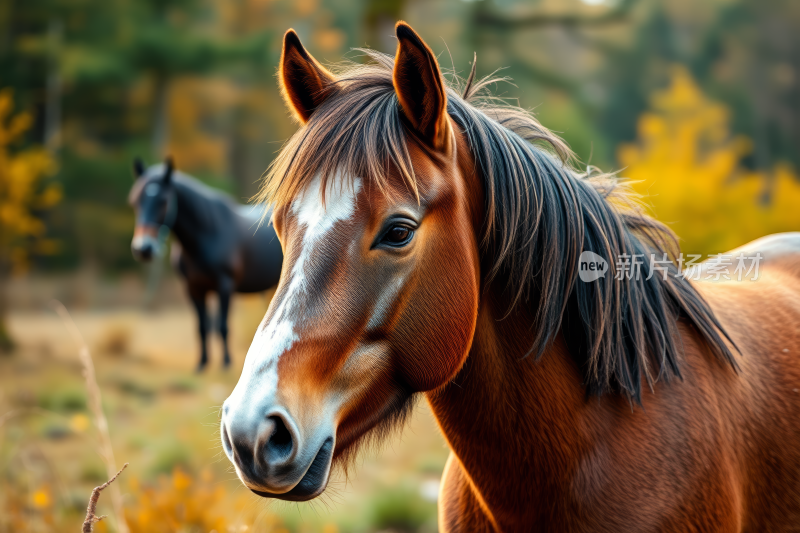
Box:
[50, 300, 130, 533]
[83, 463, 128, 533]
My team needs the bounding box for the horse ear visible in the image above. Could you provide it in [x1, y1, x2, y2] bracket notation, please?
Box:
[133, 157, 145, 179]
[393, 22, 450, 151]
[163, 156, 174, 184]
[279, 29, 337, 124]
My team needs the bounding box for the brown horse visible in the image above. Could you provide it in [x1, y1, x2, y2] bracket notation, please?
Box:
[221, 23, 800, 531]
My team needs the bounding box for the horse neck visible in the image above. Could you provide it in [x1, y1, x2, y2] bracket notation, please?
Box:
[170, 179, 215, 255]
[425, 287, 595, 524]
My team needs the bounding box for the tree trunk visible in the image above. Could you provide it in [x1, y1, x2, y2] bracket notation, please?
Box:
[0, 317, 13, 355]
[0, 262, 13, 354]
[44, 19, 63, 152]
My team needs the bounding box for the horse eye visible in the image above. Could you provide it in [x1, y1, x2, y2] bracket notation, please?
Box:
[382, 225, 413, 247]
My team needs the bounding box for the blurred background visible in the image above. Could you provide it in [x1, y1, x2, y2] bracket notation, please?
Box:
[1, 0, 799, 531]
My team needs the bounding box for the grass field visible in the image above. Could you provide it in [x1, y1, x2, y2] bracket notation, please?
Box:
[0, 293, 449, 532]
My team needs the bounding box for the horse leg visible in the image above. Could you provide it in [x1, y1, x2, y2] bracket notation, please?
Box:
[188, 285, 209, 372]
[218, 276, 234, 369]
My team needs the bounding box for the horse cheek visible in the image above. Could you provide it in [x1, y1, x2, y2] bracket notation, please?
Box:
[396, 243, 479, 392]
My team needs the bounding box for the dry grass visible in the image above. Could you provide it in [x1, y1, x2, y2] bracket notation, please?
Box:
[95, 324, 131, 359]
[82, 463, 128, 533]
[51, 300, 129, 533]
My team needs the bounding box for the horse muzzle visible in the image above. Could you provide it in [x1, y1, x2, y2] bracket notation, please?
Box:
[220, 400, 335, 501]
[131, 228, 160, 262]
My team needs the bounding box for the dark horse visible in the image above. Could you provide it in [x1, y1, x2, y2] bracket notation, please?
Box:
[129, 158, 282, 370]
[221, 24, 800, 531]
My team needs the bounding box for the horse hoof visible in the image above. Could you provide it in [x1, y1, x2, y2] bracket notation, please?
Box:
[222, 359, 232, 370]
[196, 362, 208, 373]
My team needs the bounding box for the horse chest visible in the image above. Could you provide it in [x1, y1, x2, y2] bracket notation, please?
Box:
[174, 246, 222, 289]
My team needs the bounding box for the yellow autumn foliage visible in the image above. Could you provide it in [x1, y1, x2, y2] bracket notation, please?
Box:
[618, 66, 800, 256]
[0, 482, 56, 531]
[0, 89, 60, 275]
[125, 468, 288, 533]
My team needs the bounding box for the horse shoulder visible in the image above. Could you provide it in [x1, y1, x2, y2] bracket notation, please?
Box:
[233, 207, 283, 292]
[201, 199, 245, 266]
[438, 454, 499, 533]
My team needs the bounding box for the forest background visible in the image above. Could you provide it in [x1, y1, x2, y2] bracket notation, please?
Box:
[4, 0, 800, 277]
[1, 0, 799, 531]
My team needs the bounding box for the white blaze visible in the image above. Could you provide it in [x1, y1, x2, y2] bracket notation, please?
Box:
[229, 173, 362, 404]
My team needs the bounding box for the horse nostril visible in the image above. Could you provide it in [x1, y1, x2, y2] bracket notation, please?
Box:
[266, 415, 294, 461]
[224, 408, 300, 477]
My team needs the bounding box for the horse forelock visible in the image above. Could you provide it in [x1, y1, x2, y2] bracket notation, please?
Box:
[128, 178, 146, 206]
[127, 164, 172, 206]
[258, 49, 737, 403]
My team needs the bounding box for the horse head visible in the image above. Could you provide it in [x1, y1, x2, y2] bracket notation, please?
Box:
[221, 23, 482, 500]
[129, 156, 176, 262]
